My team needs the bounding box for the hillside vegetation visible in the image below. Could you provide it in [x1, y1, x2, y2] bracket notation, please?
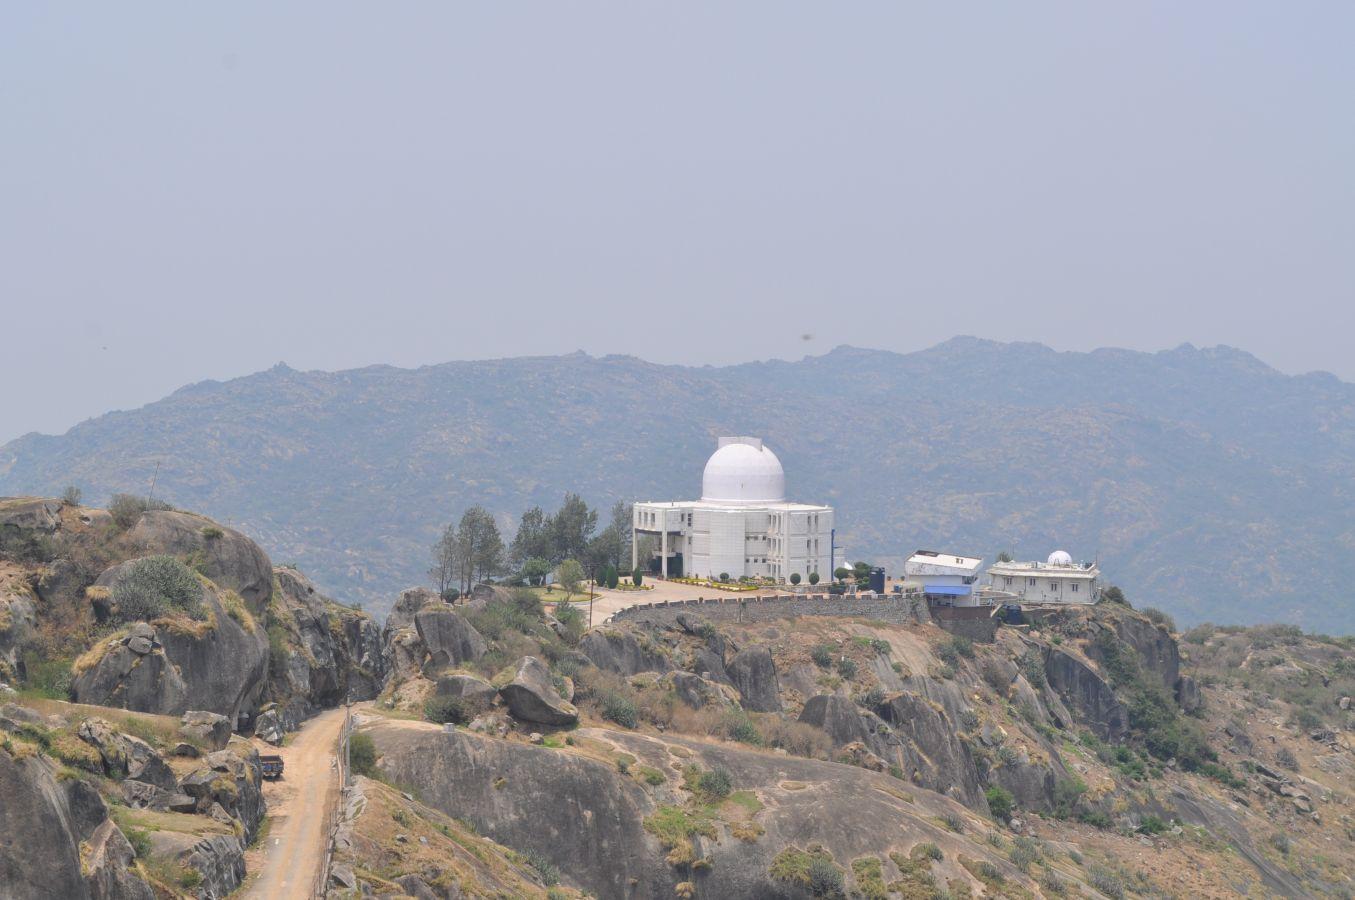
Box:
[2, 340, 1353, 630]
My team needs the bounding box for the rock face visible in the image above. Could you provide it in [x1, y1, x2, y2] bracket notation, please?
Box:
[498, 656, 578, 726]
[0, 751, 154, 900]
[414, 606, 487, 674]
[1176, 674, 1202, 714]
[268, 567, 387, 725]
[1042, 645, 1129, 742]
[71, 563, 270, 724]
[726, 646, 781, 711]
[580, 628, 672, 676]
[799, 693, 875, 747]
[0, 580, 37, 683]
[180, 710, 232, 751]
[877, 692, 988, 811]
[0, 497, 63, 532]
[129, 511, 274, 612]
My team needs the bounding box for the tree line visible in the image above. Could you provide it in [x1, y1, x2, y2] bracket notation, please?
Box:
[430, 493, 633, 599]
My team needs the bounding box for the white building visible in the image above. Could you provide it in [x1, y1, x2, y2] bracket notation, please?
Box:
[986, 551, 1101, 605]
[632, 437, 834, 583]
[903, 550, 985, 606]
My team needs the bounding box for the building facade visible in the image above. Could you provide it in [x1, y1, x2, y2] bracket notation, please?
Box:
[985, 551, 1100, 605]
[632, 437, 834, 582]
[903, 549, 985, 607]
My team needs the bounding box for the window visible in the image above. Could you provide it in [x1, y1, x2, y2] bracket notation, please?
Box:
[1071, 582, 1079, 593]
[1028, 578, 1036, 587]
[1004, 576, 1012, 586]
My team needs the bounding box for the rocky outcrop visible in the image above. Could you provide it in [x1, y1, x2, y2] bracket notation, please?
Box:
[77, 718, 177, 790]
[580, 628, 671, 676]
[85, 820, 156, 900]
[128, 511, 273, 612]
[151, 831, 247, 900]
[498, 656, 578, 726]
[799, 693, 875, 747]
[0, 750, 155, 900]
[0, 497, 63, 532]
[1176, 673, 1202, 714]
[665, 670, 736, 709]
[727, 646, 781, 711]
[179, 746, 267, 842]
[0, 580, 37, 683]
[385, 587, 438, 634]
[414, 606, 487, 674]
[72, 567, 269, 723]
[369, 720, 1031, 900]
[1043, 645, 1129, 742]
[1108, 615, 1180, 691]
[268, 567, 386, 725]
[877, 692, 988, 811]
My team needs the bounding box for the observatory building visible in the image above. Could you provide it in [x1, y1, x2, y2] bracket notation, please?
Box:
[632, 437, 834, 582]
[986, 551, 1101, 605]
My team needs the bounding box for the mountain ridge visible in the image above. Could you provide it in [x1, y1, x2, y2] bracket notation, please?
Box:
[3, 339, 1352, 631]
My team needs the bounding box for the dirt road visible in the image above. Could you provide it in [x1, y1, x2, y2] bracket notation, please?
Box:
[245, 707, 347, 899]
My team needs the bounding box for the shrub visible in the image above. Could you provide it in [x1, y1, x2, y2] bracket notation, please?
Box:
[856, 687, 885, 711]
[811, 644, 835, 668]
[807, 857, 844, 897]
[522, 849, 560, 886]
[124, 828, 153, 859]
[1276, 746, 1299, 771]
[836, 657, 858, 679]
[1138, 815, 1169, 835]
[1019, 650, 1046, 689]
[200, 526, 224, 540]
[424, 695, 469, 725]
[790, 572, 801, 585]
[808, 572, 820, 585]
[718, 573, 730, 583]
[1008, 836, 1040, 872]
[1268, 832, 1291, 856]
[632, 568, 643, 587]
[1100, 585, 1130, 607]
[1088, 865, 1125, 900]
[915, 842, 943, 861]
[1052, 777, 1087, 819]
[112, 555, 205, 622]
[602, 692, 638, 729]
[61, 485, 82, 506]
[941, 812, 965, 833]
[985, 786, 1014, 822]
[349, 732, 377, 777]
[696, 767, 733, 800]
[108, 494, 170, 530]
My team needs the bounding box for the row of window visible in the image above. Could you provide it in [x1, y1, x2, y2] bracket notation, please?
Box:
[1002, 576, 1082, 592]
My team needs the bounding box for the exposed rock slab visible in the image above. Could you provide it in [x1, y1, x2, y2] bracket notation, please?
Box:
[498, 656, 578, 726]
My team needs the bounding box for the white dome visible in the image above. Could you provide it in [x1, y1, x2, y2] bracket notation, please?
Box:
[701, 437, 786, 503]
[1047, 550, 1073, 566]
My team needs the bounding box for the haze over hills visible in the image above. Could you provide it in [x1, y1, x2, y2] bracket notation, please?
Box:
[2, 337, 1352, 632]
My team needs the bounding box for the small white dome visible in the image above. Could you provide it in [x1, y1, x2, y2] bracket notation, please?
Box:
[1047, 550, 1073, 566]
[701, 437, 786, 503]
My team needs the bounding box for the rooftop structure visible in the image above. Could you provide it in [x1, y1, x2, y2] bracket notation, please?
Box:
[633, 437, 833, 583]
[904, 549, 987, 607]
[986, 550, 1101, 605]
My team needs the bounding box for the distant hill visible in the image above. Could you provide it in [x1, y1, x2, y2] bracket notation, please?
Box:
[3, 339, 1352, 631]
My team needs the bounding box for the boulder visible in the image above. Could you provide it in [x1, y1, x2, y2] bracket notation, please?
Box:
[691, 647, 731, 684]
[77, 718, 178, 790]
[499, 656, 578, 727]
[0, 497, 63, 532]
[254, 707, 284, 745]
[84, 820, 155, 900]
[63, 777, 110, 841]
[181, 710, 233, 751]
[386, 587, 439, 633]
[128, 511, 274, 611]
[435, 673, 498, 713]
[0, 583, 37, 680]
[1176, 674, 1202, 714]
[579, 628, 671, 675]
[799, 694, 873, 747]
[878, 692, 988, 811]
[151, 831, 247, 900]
[666, 671, 736, 710]
[727, 646, 781, 712]
[415, 607, 488, 674]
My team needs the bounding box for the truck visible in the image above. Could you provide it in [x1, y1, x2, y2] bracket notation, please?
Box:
[259, 754, 284, 780]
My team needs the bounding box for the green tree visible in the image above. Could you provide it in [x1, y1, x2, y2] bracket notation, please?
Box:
[985, 785, 1015, 822]
[548, 493, 598, 564]
[448, 507, 505, 596]
[430, 524, 459, 598]
[808, 571, 819, 585]
[607, 566, 620, 589]
[509, 507, 551, 567]
[522, 557, 551, 586]
[790, 572, 801, 585]
[632, 568, 643, 587]
[558, 558, 585, 596]
[996, 550, 1013, 563]
[834, 566, 851, 582]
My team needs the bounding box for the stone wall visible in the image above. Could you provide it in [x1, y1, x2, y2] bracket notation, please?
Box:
[609, 593, 933, 629]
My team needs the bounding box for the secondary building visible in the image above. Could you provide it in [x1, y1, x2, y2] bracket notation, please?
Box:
[632, 436, 834, 583]
[986, 551, 1100, 605]
[903, 549, 985, 607]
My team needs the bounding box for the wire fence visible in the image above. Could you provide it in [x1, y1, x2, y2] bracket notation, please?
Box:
[311, 707, 352, 899]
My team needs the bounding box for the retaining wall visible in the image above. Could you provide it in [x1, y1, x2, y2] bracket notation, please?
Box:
[609, 593, 933, 628]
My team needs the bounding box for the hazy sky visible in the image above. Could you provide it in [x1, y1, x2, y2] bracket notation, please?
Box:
[3, 3, 1352, 444]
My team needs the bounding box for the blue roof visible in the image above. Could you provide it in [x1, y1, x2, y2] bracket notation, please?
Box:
[924, 584, 972, 596]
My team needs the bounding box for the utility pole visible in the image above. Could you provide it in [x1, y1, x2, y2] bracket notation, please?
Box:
[147, 461, 161, 505]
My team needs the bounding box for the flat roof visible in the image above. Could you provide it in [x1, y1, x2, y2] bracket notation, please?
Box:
[988, 560, 1099, 578]
[905, 549, 983, 571]
[634, 500, 831, 512]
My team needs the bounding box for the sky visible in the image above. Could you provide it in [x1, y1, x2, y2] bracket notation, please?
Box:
[2, 3, 1352, 444]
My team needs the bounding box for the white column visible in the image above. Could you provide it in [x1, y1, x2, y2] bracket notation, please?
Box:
[661, 526, 668, 579]
[631, 528, 638, 573]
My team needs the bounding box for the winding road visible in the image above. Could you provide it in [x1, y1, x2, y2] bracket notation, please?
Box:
[245, 707, 347, 899]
